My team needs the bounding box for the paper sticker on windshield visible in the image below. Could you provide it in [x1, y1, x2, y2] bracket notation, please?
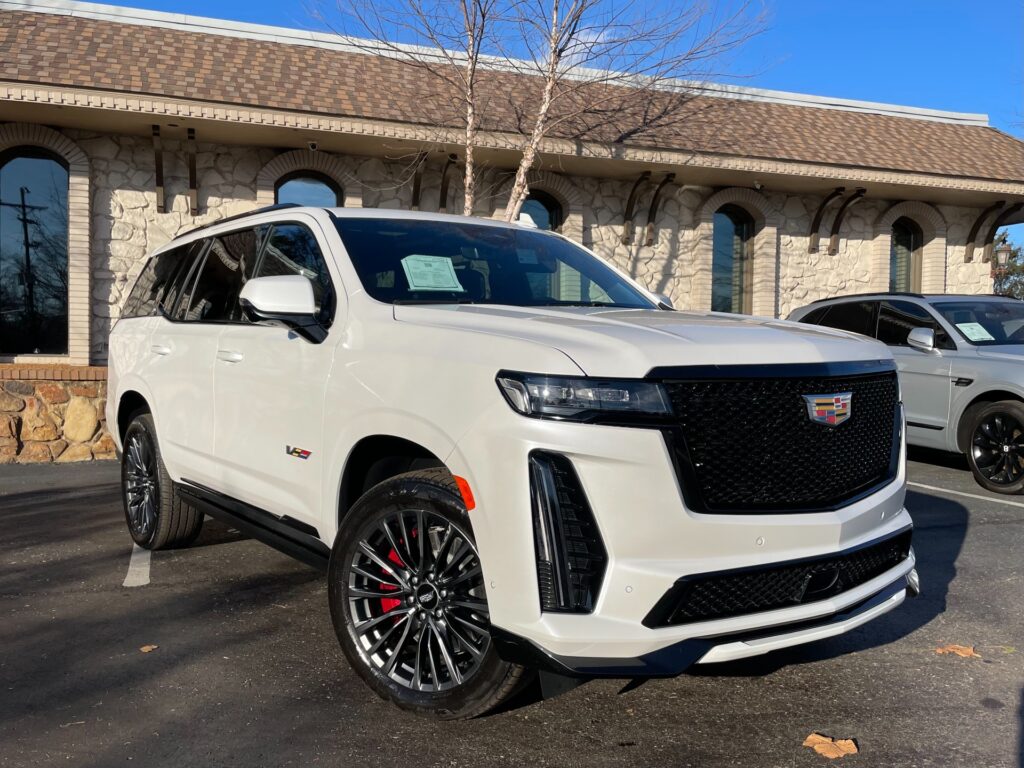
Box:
[956, 322, 994, 342]
[401, 255, 465, 292]
[516, 249, 539, 265]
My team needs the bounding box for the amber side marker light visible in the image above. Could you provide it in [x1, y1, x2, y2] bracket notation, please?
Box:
[454, 475, 476, 511]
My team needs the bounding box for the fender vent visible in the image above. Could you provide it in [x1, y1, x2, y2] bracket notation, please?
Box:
[529, 452, 607, 613]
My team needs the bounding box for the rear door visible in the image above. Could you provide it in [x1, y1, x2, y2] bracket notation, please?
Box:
[876, 300, 953, 435]
[212, 220, 338, 530]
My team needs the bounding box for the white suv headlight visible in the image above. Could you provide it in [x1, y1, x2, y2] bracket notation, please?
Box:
[496, 371, 671, 422]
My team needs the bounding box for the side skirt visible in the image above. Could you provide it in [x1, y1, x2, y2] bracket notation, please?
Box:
[178, 481, 330, 571]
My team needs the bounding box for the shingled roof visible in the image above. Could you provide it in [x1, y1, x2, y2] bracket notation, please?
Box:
[2, 4, 1024, 185]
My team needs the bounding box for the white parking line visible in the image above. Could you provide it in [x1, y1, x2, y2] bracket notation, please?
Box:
[908, 481, 1024, 509]
[122, 544, 151, 587]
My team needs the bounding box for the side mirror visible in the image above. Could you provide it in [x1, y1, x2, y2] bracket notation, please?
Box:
[239, 276, 325, 343]
[654, 293, 675, 310]
[906, 327, 937, 353]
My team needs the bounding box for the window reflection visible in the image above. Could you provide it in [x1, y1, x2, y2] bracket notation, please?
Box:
[274, 172, 342, 207]
[712, 204, 754, 314]
[520, 191, 563, 231]
[0, 149, 70, 354]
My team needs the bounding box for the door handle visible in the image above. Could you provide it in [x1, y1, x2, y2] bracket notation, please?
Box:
[150, 344, 171, 356]
[217, 349, 244, 363]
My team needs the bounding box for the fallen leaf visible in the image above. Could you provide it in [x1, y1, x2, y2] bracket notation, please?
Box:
[935, 644, 981, 658]
[139, 644, 159, 653]
[803, 732, 859, 759]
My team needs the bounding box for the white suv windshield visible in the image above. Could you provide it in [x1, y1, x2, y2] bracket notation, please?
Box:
[934, 300, 1024, 346]
[334, 218, 655, 308]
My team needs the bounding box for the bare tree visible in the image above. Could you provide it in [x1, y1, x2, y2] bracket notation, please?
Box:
[498, 0, 763, 222]
[321, 0, 760, 222]
[323, 0, 505, 215]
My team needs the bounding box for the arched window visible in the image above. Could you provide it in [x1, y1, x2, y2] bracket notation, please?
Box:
[0, 148, 70, 354]
[711, 204, 754, 314]
[889, 217, 923, 292]
[274, 171, 342, 207]
[520, 190, 563, 231]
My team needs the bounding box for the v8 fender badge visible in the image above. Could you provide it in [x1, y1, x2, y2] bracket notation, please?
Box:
[286, 445, 312, 460]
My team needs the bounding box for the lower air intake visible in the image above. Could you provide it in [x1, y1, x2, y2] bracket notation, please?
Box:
[529, 452, 607, 613]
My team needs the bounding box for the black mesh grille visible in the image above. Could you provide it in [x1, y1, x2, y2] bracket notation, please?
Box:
[663, 369, 899, 513]
[644, 529, 912, 628]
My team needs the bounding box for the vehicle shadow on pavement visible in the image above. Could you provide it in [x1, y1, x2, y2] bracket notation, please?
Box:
[687, 489, 969, 678]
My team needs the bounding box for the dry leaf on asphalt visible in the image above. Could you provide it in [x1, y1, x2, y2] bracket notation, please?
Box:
[802, 732, 859, 759]
[139, 644, 159, 653]
[935, 644, 981, 658]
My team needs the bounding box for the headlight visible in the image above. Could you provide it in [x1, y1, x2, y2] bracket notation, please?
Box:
[496, 371, 671, 422]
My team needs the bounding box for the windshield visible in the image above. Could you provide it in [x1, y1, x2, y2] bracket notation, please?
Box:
[334, 218, 656, 309]
[933, 300, 1024, 346]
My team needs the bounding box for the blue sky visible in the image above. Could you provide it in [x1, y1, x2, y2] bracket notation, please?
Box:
[97, 0, 1024, 241]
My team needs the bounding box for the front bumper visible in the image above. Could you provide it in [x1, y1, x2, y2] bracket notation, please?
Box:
[447, 400, 912, 671]
[492, 563, 917, 678]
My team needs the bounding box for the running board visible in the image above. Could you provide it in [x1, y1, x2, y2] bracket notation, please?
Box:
[178, 481, 330, 571]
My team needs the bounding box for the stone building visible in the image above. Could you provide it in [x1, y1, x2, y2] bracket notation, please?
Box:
[1, 0, 1024, 462]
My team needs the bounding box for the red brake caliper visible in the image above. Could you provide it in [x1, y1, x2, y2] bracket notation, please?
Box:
[380, 529, 415, 613]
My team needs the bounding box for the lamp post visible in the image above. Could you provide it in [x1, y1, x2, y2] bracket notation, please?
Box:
[992, 241, 1013, 294]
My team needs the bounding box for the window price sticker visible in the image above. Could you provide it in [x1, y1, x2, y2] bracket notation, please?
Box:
[956, 322, 995, 342]
[401, 255, 465, 292]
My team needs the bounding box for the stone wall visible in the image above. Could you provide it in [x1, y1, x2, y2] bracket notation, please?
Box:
[68, 126, 993, 364]
[0, 366, 114, 464]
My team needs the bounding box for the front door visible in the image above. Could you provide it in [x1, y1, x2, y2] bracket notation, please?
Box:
[877, 300, 953, 440]
[213, 220, 339, 531]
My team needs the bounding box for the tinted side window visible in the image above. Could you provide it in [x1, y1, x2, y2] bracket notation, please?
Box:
[257, 223, 335, 326]
[123, 241, 204, 319]
[877, 300, 954, 349]
[818, 301, 876, 336]
[177, 228, 261, 323]
[797, 306, 828, 324]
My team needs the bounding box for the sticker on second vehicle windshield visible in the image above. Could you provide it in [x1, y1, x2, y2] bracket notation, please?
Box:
[401, 255, 465, 292]
[956, 322, 995, 342]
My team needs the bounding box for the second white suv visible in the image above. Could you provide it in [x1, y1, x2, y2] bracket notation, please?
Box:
[108, 205, 918, 718]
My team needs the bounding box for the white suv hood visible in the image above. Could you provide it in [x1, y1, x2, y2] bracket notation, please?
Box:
[393, 305, 890, 377]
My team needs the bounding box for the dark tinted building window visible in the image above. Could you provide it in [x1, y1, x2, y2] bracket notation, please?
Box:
[711, 204, 754, 314]
[275, 172, 341, 207]
[817, 301, 877, 337]
[877, 300, 953, 349]
[257, 223, 334, 325]
[0, 148, 69, 354]
[520, 191, 563, 231]
[177, 228, 261, 322]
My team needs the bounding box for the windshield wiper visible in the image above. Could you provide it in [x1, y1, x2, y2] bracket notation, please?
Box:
[392, 299, 492, 305]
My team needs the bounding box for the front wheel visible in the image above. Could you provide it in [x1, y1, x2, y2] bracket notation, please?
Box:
[965, 400, 1024, 494]
[328, 468, 529, 719]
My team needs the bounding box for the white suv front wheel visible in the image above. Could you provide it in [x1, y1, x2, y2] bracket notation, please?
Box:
[328, 469, 529, 719]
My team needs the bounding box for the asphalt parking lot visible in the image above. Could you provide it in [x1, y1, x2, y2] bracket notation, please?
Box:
[1, 453, 1022, 768]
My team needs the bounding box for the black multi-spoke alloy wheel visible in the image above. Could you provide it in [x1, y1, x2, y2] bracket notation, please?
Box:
[121, 412, 204, 549]
[329, 469, 529, 719]
[966, 400, 1024, 494]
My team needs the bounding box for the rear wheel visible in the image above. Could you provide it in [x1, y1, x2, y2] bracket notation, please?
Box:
[965, 400, 1024, 494]
[121, 412, 204, 549]
[328, 468, 529, 719]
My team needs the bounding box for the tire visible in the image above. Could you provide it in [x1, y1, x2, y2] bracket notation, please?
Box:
[964, 400, 1024, 494]
[121, 412, 204, 549]
[328, 468, 529, 719]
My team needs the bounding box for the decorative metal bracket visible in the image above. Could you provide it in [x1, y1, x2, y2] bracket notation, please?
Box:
[437, 153, 458, 213]
[807, 187, 844, 253]
[644, 173, 676, 246]
[152, 125, 165, 214]
[620, 171, 651, 245]
[964, 201, 1006, 262]
[409, 151, 428, 211]
[186, 127, 198, 216]
[827, 188, 866, 255]
[982, 202, 1024, 262]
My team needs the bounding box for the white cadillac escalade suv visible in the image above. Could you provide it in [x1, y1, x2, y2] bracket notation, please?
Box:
[107, 205, 919, 719]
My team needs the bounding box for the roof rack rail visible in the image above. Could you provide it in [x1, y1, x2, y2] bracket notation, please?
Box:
[808, 291, 925, 304]
[184, 203, 307, 235]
